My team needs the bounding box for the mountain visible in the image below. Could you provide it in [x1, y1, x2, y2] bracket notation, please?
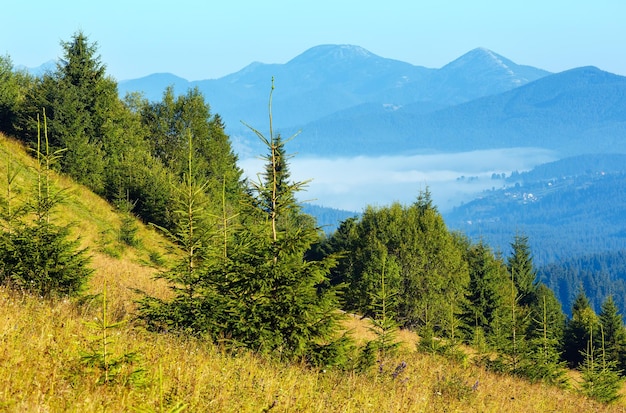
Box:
[442, 153, 626, 316]
[292, 66, 626, 156]
[404, 47, 550, 104]
[443, 153, 626, 265]
[117, 73, 189, 100]
[117, 45, 551, 154]
[17, 59, 57, 76]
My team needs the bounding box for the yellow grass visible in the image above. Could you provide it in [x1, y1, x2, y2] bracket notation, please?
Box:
[1, 133, 626, 412]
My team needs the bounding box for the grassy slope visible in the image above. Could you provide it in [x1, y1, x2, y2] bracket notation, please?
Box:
[0, 133, 623, 412]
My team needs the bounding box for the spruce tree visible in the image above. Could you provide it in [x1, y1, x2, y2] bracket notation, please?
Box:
[580, 319, 623, 403]
[138, 130, 217, 334]
[15, 30, 116, 193]
[140, 80, 347, 365]
[462, 239, 509, 339]
[507, 234, 537, 308]
[0, 111, 91, 297]
[564, 287, 598, 367]
[521, 290, 569, 386]
[598, 295, 626, 373]
[212, 80, 345, 362]
[398, 192, 469, 336]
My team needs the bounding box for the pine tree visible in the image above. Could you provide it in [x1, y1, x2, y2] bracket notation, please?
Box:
[0, 111, 92, 297]
[598, 295, 626, 373]
[580, 320, 623, 403]
[564, 287, 598, 367]
[507, 234, 537, 308]
[211, 80, 346, 362]
[462, 239, 509, 339]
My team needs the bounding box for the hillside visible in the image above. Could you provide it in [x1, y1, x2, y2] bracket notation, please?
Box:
[444, 154, 626, 316]
[445, 154, 626, 263]
[0, 134, 622, 411]
[290, 67, 626, 156]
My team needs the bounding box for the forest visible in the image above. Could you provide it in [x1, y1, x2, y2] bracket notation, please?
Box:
[1, 30, 626, 406]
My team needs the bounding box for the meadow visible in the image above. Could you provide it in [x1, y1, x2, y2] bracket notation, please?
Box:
[0, 133, 624, 412]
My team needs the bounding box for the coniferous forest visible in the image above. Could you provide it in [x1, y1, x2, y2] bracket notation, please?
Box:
[1, 31, 626, 410]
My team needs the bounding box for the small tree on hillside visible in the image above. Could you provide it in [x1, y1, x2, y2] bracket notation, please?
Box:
[213, 79, 346, 362]
[138, 130, 218, 333]
[0, 111, 91, 297]
[598, 295, 626, 373]
[564, 287, 598, 367]
[580, 320, 623, 404]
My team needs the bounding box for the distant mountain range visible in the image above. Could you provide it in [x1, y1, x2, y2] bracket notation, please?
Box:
[116, 45, 626, 160]
[117, 45, 558, 155]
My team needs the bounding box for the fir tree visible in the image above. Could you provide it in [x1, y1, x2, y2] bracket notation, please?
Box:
[212, 79, 346, 362]
[564, 287, 598, 367]
[521, 291, 569, 387]
[0, 111, 91, 297]
[138, 130, 217, 334]
[16, 30, 116, 193]
[580, 320, 623, 403]
[598, 295, 626, 373]
[507, 234, 537, 308]
[461, 239, 509, 339]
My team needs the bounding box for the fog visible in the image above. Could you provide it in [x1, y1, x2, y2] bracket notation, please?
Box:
[238, 148, 558, 213]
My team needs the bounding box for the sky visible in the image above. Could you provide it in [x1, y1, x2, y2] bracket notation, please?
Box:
[2, 0, 626, 81]
[2, 0, 623, 212]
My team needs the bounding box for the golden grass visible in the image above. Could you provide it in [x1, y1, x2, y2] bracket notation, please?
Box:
[1, 280, 623, 412]
[1, 133, 626, 412]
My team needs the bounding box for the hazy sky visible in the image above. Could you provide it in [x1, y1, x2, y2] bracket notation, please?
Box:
[3, 0, 625, 81]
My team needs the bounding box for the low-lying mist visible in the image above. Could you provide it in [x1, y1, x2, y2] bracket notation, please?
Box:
[239, 148, 557, 213]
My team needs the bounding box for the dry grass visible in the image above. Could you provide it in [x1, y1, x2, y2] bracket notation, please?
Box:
[1, 279, 623, 412]
[1, 133, 626, 412]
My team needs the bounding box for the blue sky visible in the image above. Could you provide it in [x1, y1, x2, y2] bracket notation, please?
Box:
[2, 0, 625, 81]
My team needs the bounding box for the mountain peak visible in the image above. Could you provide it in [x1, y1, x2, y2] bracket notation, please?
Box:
[287, 44, 377, 65]
[443, 47, 516, 72]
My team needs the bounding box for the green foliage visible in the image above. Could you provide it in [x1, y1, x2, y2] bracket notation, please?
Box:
[115, 194, 140, 247]
[598, 295, 626, 373]
[564, 288, 598, 367]
[0, 220, 91, 297]
[366, 251, 401, 366]
[211, 119, 344, 360]
[329, 192, 469, 338]
[140, 80, 347, 366]
[15, 31, 115, 193]
[138, 130, 216, 334]
[580, 325, 623, 404]
[0, 112, 91, 297]
[81, 282, 147, 386]
[0, 54, 32, 134]
[507, 234, 538, 307]
[461, 238, 510, 339]
[141, 86, 243, 206]
[519, 292, 569, 387]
